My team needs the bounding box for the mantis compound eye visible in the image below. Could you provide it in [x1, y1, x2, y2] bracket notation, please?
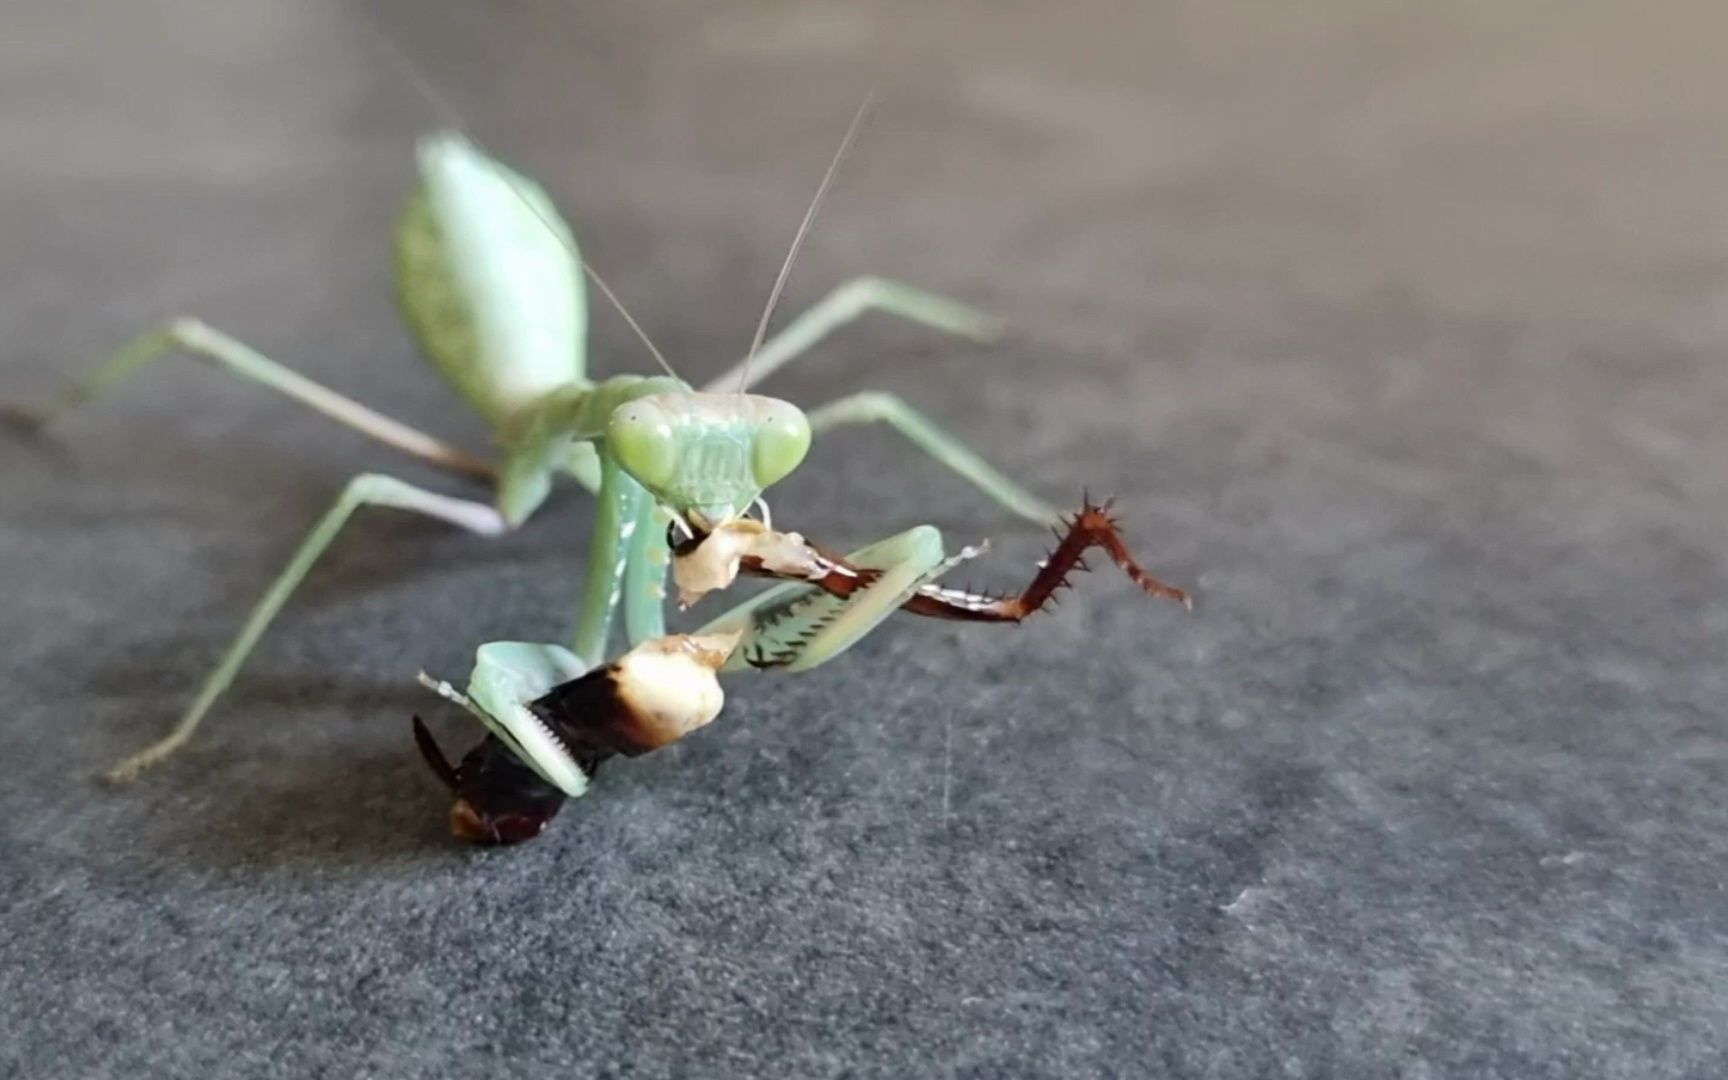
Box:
[606, 399, 678, 490]
[749, 398, 810, 491]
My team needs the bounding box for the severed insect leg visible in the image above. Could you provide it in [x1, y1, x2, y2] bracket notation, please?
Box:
[694, 497, 1188, 671]
[897, 497, 1190, 620]
[701, 276, 1001, 393]
[805, 390, 1056, 524]
[696, 526, 979, 672]
[104, 473, 507, 781]
[21, 319, 496, 479]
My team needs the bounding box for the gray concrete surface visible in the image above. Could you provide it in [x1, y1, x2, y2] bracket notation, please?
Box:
[3, 1, 1726, 1076]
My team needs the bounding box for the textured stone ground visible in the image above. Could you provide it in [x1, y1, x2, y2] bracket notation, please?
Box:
[3, 1, 1726, 1076]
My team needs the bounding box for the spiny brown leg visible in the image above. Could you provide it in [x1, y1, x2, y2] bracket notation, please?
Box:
[733, 494, 1190, 623]
[898, 495, 1190, 622]
[412, 716, 461, 791]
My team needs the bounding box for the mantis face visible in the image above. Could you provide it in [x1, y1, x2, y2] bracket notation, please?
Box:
[606, 391, 811, 528]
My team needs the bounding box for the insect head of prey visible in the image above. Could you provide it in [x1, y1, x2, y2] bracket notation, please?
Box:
[606, 391, 810, 531]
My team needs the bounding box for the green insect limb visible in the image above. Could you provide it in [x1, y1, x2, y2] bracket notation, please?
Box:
[570, 455, 649, 669]
[701, 276, 1003, 394]
[418, 641, 593, 797]
[25, 318, 495, 480]
[622, 500, 671, 645]
[805, 390, 1057, 524]
[104, 473, 508, 782]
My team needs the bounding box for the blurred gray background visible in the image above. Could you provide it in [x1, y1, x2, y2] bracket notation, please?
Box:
[4, 1, 1726, 1076]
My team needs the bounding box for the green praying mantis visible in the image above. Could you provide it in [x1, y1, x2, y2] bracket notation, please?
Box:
[20, 117, 1189, 832]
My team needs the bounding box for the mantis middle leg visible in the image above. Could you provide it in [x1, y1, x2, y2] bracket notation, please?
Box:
[701, 276, 1002, 393]
[805, 391, 1055, 523]
[699, 277, 1052, 524]
[105, 473, 507, 781]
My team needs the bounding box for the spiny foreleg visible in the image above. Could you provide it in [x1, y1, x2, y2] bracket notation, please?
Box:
[899, 496, 1190, 622]
[724, 495, 1191, 623]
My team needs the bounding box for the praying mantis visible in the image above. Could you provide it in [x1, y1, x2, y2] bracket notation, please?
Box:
[19, 116, 1189, 831]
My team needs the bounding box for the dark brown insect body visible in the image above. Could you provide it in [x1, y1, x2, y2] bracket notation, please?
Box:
[415, 634, 734, 845]
[413, 721, 578, 845]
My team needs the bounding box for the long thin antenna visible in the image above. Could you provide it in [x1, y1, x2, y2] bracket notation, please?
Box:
[359, 19, 681, 381]
[579, 261, 678, 380]
[736, 92, 876, 392]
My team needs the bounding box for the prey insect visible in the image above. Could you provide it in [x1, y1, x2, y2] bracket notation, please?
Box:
[414, 496, 1189, 844]
[15, 118, 1079, 783]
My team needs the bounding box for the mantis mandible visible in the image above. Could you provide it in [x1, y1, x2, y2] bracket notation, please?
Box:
[22, 123, 1077, 783]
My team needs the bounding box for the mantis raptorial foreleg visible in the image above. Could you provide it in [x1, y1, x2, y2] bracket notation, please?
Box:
[104, 473, 507, 781]
[695, 499, 1189, 674]
[702, 276, 1002, 394]
[570, 457, 650, 668]
[805, 391, 1056, 524]
[697, 525, 966, 672]
[621, 501, 672, 645]
[27, 318, 496, 480]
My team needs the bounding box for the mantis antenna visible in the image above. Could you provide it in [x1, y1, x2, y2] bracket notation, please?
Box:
[360, 19, 683, 382]
[735, 91, 877, 394]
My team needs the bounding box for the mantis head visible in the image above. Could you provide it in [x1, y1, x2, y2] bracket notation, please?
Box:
[606, 391, 811, 530]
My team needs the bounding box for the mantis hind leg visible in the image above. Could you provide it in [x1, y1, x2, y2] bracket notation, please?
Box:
[24, 318, 496, 481]
[805, 390, 1056, 524]
[104, 473, 507, 782]
[701, 276, 1001, 393]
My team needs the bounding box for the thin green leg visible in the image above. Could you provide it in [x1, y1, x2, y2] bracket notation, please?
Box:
[571, 456, 646, 667]
[105, 473, 508, 781]
[30, 318, 495, 480]
[701, 276, 1002, 393]
[806, 390, 1056, 524]
[699, 525, 975, 673]
[622, 501, 670, 645]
